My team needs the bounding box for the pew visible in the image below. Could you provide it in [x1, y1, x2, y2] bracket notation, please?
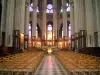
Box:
[78, 47, 100, 57]
[55, 51, 100, 75]
[0, 50, 44, 75]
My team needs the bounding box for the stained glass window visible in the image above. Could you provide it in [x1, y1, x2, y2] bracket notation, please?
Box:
[69, 24, 71, 37]
[46, 4, 53, 13]
[36, 26, 38, 38]
[29, 3, 39, 12]
[62, 28, 63, 38]
[47, 24, 52, 40]
[60, 3, 70, 12]
[47, 4, 52, 9]
[60, 7, 63, 12]
[48, 25, 52, 31]
[29, 24, 31, 38]
[29, 24, 38, 38]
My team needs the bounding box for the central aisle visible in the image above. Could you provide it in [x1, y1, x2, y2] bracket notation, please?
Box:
[34, 54, 67, 75]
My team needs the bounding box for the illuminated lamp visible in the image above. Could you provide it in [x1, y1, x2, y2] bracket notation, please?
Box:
[47, 48, 52, 54]
[20, 33, 24, 44]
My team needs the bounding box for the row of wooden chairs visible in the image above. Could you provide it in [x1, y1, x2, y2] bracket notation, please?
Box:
[0, 50, 44, 75]
[55, 51, 100, 75]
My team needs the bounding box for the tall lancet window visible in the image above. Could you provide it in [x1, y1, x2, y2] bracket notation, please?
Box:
[29, 24, 31, 37]
[62, 27, 63, 38]
[69, 24, 71, 38]
[29, 24, 32, 45]
[36, 26, 38, 38]
[47, 24, 52, 40]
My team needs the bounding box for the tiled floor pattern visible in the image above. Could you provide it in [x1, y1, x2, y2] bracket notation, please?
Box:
[34, 54, 67, 75]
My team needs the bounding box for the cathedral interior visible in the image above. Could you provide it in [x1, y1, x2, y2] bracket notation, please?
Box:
[0, 0, 100, 75]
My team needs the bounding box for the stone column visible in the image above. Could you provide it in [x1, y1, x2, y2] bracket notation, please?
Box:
[32, 0, 38, 38]
[13, 0, 25, 51]
[20, 0, 26, 49]
[70, 0, 75, 50]
[57, 13, 60, 38]
[0, 0, 7, 46]
[39, 12, 43, 38]
[42, 0, 47, 46]
[74, 0, 80, 33]
[13, 0, 20, 51]
[32, 0, 38, 47]
[73, 0, 80, 51]
[5, 0, 15, 47]
[53, 0, 57, 46]
[70, 0, 74, 35]
[0, 1, 1, 46]
[57, 13, 60, 47]
[85, 0, 94, 47]
[92, 0, 97, 47]
[14, 0, 25, 31]
[62, 0, 67, 48]
[95, 0, 100, 46]
[79, 0, 86, 31]
[78, 0, 86, 49]
[14, 0, 20, 31]
[62, 0, 67, 37]
[20, 0, 26, 33]
[24, 0, 30, 49]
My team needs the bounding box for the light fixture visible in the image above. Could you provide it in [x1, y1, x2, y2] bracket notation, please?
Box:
[47, 48, 52, 54]
[20, 33, 24, 37]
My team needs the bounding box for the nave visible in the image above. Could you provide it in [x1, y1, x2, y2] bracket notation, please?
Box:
[34, 54, 67, 75]
[0, 50, 100, 75]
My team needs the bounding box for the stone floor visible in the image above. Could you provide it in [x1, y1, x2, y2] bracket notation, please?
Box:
[34, 54, 67, 75]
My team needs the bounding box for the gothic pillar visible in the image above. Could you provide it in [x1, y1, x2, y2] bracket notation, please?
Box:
[53, 0, 57, 46]
[85, 0, 95, 47]
[39, 12, 42, 40]
[13, 0, 25, 52]
[70, 0, 75, 50]
[62, 0, 67, 48]
[20, 0, 26, 49]
[57, 13, 60, 38]
[42, 0, 47, 46]
[95, 0, 100, 46]
[0, 0, 7, 46]
[5, 0, 15, 47]
[57, 13, 60, 48]
[32, 0, 38, 47]
[74, 0, 80, 33]
[70, 0, 74, 35]
[73, 0, 80, 52]
[78, 0, 86, 49]
[92, 0, 97, 47]
[79, 0, 86, 31]
[24, 0, 30, 49]
[0, 1, 1, 46]
[20, 0, 25, 33]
